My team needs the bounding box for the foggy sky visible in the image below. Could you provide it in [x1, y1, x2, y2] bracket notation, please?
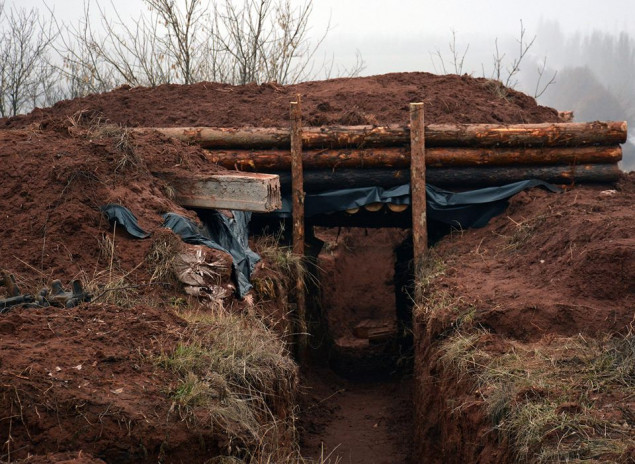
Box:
[15, 0, 635, 75]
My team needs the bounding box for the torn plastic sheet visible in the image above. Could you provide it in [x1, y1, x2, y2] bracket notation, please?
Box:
[274, 179, 561, 229]
[100, 204, 150, 238]
[162, 212, 259, 298]
[100, 204, 258, 298]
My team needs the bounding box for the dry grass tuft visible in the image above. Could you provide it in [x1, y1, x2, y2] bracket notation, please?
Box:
[254, 234, 310, 290]
[438, 329, 635, 463]
[67, 110, 142, 172]
[157, 308, 300, 462]
[146, 229, 183, 284]
[500, 214, 548, 252]
[412, 249, 447, 318]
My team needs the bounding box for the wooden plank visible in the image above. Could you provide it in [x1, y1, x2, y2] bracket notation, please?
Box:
[152, 171, 281, 212]
[205, 144, 623, 171]
[410, 102, 427, 289]
[145, 121, 628, 149]
[290, 97, 307, 361]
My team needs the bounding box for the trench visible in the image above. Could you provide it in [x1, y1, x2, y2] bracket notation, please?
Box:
[294, 226, 416, 463]
[220, 206, 463, 463]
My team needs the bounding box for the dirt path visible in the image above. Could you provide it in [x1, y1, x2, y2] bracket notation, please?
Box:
[301, 369, 413, 464]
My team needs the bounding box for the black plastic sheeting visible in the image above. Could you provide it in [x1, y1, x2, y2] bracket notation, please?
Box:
[101, 180, 559, 298]
[275, 179, 561, 229]
[163, 211, 260, 298]
[100, 204, 150, 238]
[100, 205, 259, 298]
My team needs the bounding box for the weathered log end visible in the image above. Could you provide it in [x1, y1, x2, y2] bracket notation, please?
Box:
[153, 171, 281, 212]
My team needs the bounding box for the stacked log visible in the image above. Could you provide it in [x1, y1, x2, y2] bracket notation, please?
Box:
[144, 121, 626, 191]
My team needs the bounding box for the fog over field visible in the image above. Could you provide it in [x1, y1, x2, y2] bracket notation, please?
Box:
[7, 0, 635, 168]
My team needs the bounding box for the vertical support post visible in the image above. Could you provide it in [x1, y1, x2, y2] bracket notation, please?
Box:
[410, 102, 427, 299]
[290, 96, 307, 360]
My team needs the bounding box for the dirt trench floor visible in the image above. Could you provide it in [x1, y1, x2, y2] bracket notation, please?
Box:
[300, 368, 413, 464]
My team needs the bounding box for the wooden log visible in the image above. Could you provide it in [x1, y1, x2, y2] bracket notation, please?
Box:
[427, 121, 627, 147]
[206, 145, 622, 170]
[152, 171, 281, 212]
[388, 203, 409, 213]
[274, 163, 621, 192]
[364, 203, 384, 212]
[146, 121, 628, 149]
[410, 102, 427, 278]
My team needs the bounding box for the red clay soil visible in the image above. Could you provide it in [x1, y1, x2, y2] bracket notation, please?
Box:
[0, 126, 221, 288]
[12, 451, 106, 463]
[300, 367, 417, 464]
[299, 368, 413, 464]
[427, 174, 633, 342]
[2, 72, 560, 130]
[316, 228, 408, 346]
[0, 303, 205, 463]
[413, 173, 635, 463]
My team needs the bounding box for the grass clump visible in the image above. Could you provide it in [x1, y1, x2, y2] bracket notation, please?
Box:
[68, 110, 141, 172]
[254, 233, 310, 291]
[157, 309, 299, 462]
[145, 229, 183, 284]
[439, 330, 635, 463]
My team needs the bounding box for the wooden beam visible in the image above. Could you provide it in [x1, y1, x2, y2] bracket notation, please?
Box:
[290, 97, 307, 361]
[144, 121, 628, 149]
[410, 103, 427, 293]
[152, 171, 281, 212]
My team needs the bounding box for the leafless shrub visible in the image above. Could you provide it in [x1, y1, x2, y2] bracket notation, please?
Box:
[489, 20, 557, 98]
[51, 0, 340, 91]
[431, 29, 470, 75]
[0, 2, 56, 116]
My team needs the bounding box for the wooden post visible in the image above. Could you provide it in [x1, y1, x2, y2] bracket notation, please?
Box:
[410, 103, 427, 299]
[291, 97, 307, 360]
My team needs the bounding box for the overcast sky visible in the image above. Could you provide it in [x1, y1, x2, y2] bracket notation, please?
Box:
[13, 0, 635, 76]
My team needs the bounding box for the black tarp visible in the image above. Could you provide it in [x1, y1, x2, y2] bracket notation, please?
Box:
[162, 211, 260, 298]
[101, 180, 559, 298]
[100, 204, 150, 238]
[275, 179, 561, 229]
[100, 205, 259, 298]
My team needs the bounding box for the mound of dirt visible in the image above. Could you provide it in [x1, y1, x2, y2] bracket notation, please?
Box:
[2, 72, 560, 130]
[1, 303, 192, 462]
[427, 173, 634, 342]
[1, 300, 299, 463]
[0, 125, 224, 290]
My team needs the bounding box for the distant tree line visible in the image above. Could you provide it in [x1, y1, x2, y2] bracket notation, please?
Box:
[529, 22, 635, 170]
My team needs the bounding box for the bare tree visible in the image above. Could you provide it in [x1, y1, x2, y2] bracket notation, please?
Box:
[212, 0, 330, 84]
[144, 0, 208, 84]
[0, 3, 56, 116]
[50, 0, 176, 97]
[0, 0, 359, 115]
[534, 56, 557, 99]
